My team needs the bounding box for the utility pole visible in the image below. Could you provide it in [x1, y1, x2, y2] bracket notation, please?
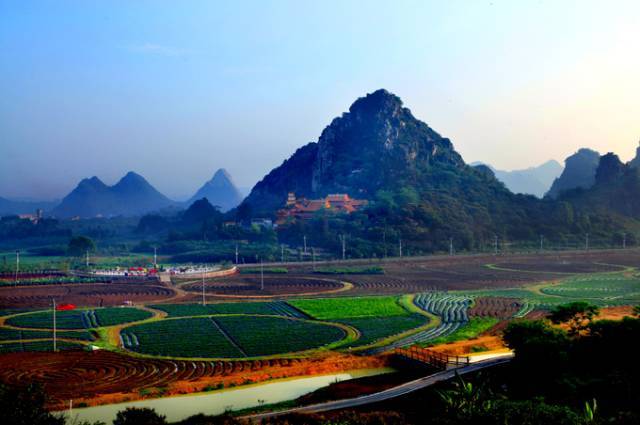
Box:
[15, 250, 19, 284]
[340, 235, 346, 260]
[540, 235, 544, 252]
[382, 229, 387, 258]
[52, 298, 57, 352]
[449, 238, 454, 256]
[399, 239, 403, 258]
[260, 259, 264, 291]
[153, 247, 157, 268]
[623, 233, 627, 249]
[312, 248, 316, 271]
[494, 235, 498, 255]
[235, 243, 239, 265]
[281, 244, 284, 263]
[303, 236, 307, 255]
[85, 250, 89, 268]
[201, 267, 206, 306]
[585, 233, 589, 251]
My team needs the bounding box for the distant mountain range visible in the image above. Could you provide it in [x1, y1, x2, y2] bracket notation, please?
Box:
[51, 172, 177, 218]
[187, 168, 243, 212]
[471, 160, 563, 198]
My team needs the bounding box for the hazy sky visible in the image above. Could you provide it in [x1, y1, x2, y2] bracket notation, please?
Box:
[2, 1, 639, 200]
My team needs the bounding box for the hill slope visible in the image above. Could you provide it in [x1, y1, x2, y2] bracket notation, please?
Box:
[546, 148, 601, 199]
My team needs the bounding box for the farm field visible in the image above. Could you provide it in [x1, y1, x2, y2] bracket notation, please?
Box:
[289, 296, 409, 319]
[0, 340, 83, 353]
[0, 282, 175, 308]
[5, 307, 152, 329]
[122, 315, 346, 358]
[185, 275, 346, 297]
[335, 315, 428, 347]
[0, 328, 94, 341]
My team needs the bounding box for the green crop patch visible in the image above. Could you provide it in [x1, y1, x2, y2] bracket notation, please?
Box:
[122, 316, 345, 358]
[214, 316, 345, 356]
[0, 327, 94, 341]
[313, 266, 384, 275]
[122, 317, 244, 358]
[6, 307, 152, 330]
[336, 314, 427, 347]
[289, 296, 408, 320]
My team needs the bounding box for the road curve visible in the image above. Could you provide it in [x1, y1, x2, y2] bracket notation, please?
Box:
[243, 354, 513, 422]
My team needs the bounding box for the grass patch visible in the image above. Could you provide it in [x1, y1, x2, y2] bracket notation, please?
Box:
[420, 317, 499, 347]
[289, 296, 408, 320]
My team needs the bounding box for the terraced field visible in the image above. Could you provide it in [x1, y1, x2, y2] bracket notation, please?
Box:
[186, 275, 346, 297]
[122, 316, 346, 358]
[151, 302, 307, 318]
[5, 307, 152, 329]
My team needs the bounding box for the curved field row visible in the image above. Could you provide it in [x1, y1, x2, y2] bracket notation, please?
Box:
[121, 315, 347, 359]
[0, 350, 310, 406]
[413, 293, 471, 323]
[5, 307, 153, 330]
[0, 283, 175, 309]
[335, 314, 428, 348]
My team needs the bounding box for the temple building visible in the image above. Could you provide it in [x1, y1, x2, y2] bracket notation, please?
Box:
[277, 192, 368, 224]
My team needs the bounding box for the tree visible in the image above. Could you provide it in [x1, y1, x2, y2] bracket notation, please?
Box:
[0, 383, 64, 425]
[550, 302, 600, 336]
[113, 408, 167, 425]
[633, 305, 640, 317]
[67, 236, 96, 257]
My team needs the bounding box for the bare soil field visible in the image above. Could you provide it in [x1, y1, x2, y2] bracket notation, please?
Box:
[469, 297, 522, 319]
[0, 350, 385, 409]
[0, 282, 175, 309]
[184, 275, 347, 297]
[279, 250, 640, 296]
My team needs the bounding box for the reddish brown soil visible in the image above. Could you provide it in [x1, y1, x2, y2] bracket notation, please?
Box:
[184, 275, 345, 296]
[0, 350, 386, 409]
[0, 282, 175, 309]
[469, 297, 522, 319]
[596, 305, 636, 321]
[428, 335, 507, 356]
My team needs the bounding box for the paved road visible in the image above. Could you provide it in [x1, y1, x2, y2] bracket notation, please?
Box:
[244, 354, 514, 422]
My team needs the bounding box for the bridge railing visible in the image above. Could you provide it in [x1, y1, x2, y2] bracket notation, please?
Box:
[394, 346, 470, 369]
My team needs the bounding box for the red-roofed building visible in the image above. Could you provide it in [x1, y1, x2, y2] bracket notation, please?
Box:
[277, 193, 368, 224]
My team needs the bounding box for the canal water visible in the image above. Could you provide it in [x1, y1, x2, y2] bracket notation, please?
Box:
[67, 368, 394, 424]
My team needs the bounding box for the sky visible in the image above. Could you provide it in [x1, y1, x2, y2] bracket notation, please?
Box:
[1, 0, 639, 200]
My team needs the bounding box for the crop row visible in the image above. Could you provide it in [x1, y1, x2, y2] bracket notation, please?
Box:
[413, 293, 471, 323]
